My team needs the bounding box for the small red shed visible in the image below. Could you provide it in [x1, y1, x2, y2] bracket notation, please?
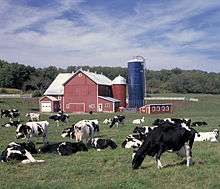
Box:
[98, 96, 120, 112]
[39, 96, 60, 112]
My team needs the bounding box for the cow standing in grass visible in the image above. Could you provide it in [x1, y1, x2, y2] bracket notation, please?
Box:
[132, 123, 197, 169]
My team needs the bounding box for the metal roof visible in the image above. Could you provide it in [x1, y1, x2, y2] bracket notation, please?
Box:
[112, 75, 126, 85]
[98, 96, 120, 102]
[44, 73, 73, 95]
[81, 70, 112, 86]
[64, 70, 113, 86]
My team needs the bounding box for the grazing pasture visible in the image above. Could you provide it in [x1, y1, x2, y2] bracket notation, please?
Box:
[0, 95, 220, 189]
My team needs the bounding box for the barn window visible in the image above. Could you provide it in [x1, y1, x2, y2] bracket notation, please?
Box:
[105, 103, 110, 108]
[78, 73, 82, 77]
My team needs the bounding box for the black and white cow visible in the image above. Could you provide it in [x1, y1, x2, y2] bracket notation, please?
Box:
[61, 126, 75, 139]
[39, 142, 88, 156]
[109, 115, 125, 128]
[1, 109, 20, 121]
[132, 124, 197, 169]
[74, 123, 95, 143]
[16, 121, 49, 144]
[153, 118, 191, 127]
[133, 126, 158, 135]
[0, 142, 44, 164]
[2, 120, 21, 128]
[87, 138, 117, 151]
[194, 129, 219, 142]
[49, 112, 69, 126]
[121, 133, 145, 158]
[103, 118, 112, 124]
[26, 113, 40, 122]
[191, 121, 208, 127]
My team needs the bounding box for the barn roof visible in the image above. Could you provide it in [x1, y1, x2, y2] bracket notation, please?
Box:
[64, 70, 112, 86]
[98, 96, 120, 102]
[44, 73, 73, 95]
[40, 96, 59, 101]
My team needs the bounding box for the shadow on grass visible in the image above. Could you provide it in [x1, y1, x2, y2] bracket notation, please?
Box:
[137, 159, 206, 170]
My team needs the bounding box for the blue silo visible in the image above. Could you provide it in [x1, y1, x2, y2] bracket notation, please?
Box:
[128, 56, 145, 108]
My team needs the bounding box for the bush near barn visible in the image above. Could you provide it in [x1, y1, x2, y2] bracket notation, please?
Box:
[0, 94, 220, 189]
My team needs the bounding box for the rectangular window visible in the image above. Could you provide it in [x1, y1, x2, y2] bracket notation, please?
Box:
[105, 103, 110, 108]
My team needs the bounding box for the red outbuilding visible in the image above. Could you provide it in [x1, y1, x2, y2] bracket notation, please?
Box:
[39, 96, 60, 112]
[41, 69, 126, 113]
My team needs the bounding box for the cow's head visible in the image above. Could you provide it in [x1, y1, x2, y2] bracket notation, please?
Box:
[16, 124, 31, 139]
[23, 142, 38, 154]
[132, 151, 146, 169]
[213, 129, 219, 137]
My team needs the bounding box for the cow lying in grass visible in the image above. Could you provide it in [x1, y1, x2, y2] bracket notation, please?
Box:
[1, 142, 44, 164]
[2, 120, 21, 128]
[191, 121, 208, 127]
[49, 112, 69, 126]
[26, 113, 40, 122]
[1, 109, 20, 121]
[39, 142, 88, 156]
[194, 129, 219, 142]
[132, 123, 197, 169]
[87, 138, 117, 151]
[61, 126, 75, 139]
[109, 115, 125, 128]
[132, 117, 145, 125]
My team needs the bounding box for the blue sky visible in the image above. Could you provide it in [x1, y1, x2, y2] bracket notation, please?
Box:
[1, 0, 220, 72]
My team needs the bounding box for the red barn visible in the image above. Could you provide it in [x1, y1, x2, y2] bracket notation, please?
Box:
[41, 69, 126, 113]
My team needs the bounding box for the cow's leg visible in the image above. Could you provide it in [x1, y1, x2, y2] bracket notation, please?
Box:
[27, 136, 32, 143]
[185, 143, 193, 166]
[116, 122, 119, 127]
[24, 150, 36, 163]
[155, 148, 164, 169]
[43, 134, 48, 145]
[56, 120, 59, 126]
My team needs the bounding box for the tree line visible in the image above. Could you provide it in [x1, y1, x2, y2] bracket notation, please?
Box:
[1, 59, 220, 95]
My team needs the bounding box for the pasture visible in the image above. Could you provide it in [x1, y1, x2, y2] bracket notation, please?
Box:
[0, 95, 220, 189]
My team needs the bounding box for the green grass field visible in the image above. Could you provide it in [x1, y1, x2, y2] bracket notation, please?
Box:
[0, 95, 220, 189]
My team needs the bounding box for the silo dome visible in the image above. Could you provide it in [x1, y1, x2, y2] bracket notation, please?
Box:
[112, 75, 126, 85]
